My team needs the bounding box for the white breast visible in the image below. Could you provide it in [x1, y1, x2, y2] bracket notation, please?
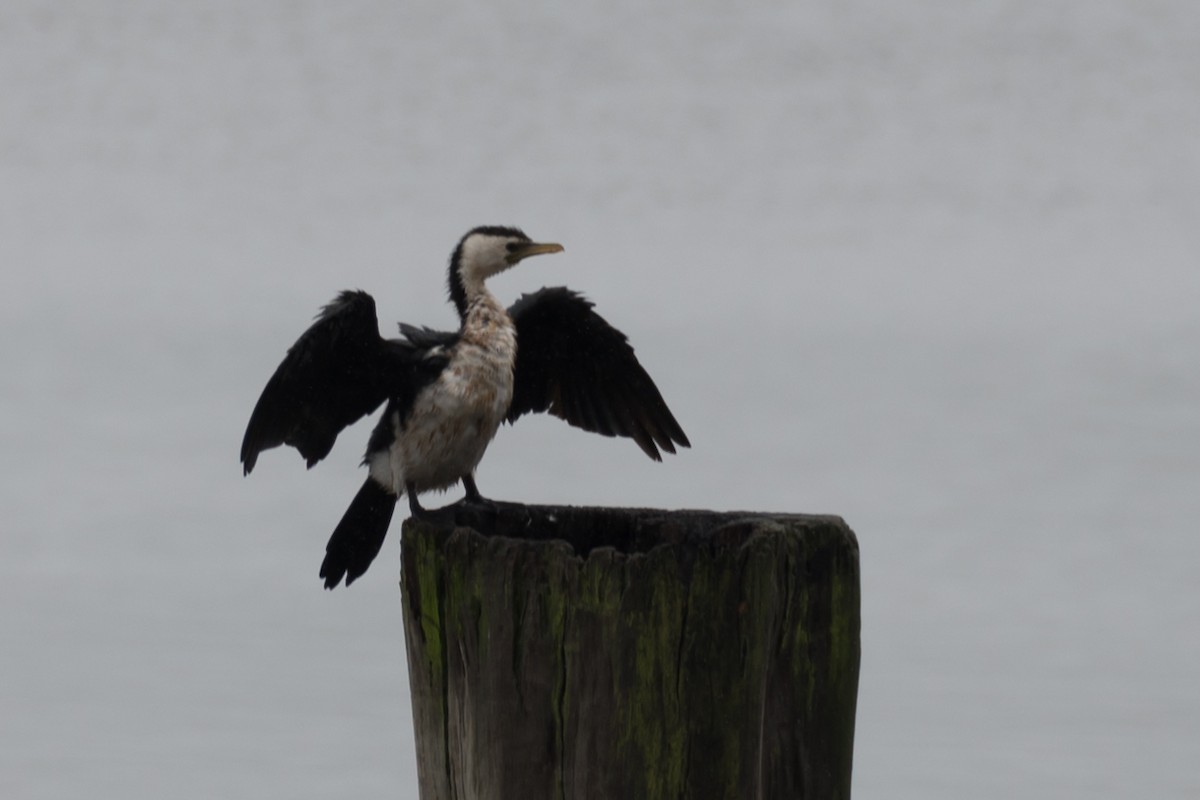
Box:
[369, 298, 516, 496]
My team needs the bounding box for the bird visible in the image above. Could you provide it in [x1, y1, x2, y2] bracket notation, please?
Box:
[240, 225, 690, 589]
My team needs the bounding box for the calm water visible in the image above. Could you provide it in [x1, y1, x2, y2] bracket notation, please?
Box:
[2, 2, 1197, 798]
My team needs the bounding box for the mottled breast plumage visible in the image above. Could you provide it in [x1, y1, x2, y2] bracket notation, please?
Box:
[368, 295, 516, 495]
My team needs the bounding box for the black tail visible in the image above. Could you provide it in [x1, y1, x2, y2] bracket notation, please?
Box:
[319, 478, 397, 589]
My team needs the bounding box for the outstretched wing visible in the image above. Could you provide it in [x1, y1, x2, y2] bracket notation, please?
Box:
[507, 287, 690, 460]
[240, 290, 445, 474]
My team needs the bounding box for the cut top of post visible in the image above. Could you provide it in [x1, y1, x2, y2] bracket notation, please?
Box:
[410, 501, 855, 558]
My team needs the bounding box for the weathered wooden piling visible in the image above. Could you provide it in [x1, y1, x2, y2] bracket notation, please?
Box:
[400, 504, 860, 800]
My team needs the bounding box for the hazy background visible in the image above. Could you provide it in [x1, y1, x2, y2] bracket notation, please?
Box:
[2, 2, 1197, 798]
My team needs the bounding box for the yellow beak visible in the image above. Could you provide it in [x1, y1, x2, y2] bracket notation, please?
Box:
[506, 241, 564, 264]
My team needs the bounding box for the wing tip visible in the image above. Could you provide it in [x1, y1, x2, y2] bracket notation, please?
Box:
[240, 445, 259, 475]
[669, 425, 691, 451]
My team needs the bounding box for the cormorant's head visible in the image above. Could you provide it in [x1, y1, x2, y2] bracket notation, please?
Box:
[448, 226, 564, 317]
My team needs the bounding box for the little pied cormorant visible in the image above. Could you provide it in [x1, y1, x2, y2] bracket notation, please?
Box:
[241, 226, 690, 589]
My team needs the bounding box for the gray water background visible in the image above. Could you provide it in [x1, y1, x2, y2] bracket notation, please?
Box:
[2, 2, 1197, 798]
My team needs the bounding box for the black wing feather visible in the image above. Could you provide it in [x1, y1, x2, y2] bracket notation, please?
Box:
[240, 290, 445, 474]
[507, 287, 690, 460]
[397, 322, 460, 350]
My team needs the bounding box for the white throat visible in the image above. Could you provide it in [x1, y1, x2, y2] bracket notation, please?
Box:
[457, 235, 513, 301]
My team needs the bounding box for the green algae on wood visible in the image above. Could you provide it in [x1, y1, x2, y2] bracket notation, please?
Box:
[400, 504, 860, 800]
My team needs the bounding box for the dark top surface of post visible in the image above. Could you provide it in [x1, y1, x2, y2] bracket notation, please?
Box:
[412, 500, 853, 556]
[401, 503, 860, 800]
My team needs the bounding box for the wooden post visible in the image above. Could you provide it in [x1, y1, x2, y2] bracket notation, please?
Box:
[400, 504, 860, 800]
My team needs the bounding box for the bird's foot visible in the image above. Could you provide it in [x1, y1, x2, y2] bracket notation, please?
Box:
[458, 474, 498, 512]
[406, 484, 432, 518]
[463, 474, 492, 506]
[456, 494, 498, 513]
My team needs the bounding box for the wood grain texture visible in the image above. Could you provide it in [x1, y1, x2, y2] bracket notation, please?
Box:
[400, 504, 860, 800]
